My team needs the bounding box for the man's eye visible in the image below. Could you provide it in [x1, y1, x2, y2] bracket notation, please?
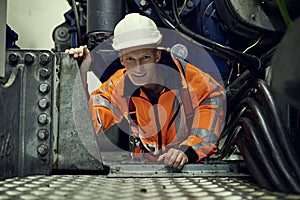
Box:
[141, 55, 150, 60]
[126, 57, 135, 62]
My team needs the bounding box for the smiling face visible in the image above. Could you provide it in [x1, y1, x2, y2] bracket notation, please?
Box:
[119, 47, 162, 86]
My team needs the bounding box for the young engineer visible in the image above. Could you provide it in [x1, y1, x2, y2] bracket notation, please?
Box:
[67, 13, 226, 169]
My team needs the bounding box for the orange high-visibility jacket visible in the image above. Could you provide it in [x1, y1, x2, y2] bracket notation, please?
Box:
[89, 58, 225, 163]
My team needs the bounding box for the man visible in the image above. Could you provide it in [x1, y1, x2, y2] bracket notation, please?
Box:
[67, 13, 225, 169]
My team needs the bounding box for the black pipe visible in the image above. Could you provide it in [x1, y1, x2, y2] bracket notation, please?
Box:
[150, 0, 261, 71]
[226, 82, 252, 115]
[218, 108, 290, 191]
[149, 0, 176, 29]
[171, 0, 261, 71]
[221, 80, 265, 155]
[221, 107, 296, 192]
[217, 124, 242, 160]
[219, 84, 254, 145]
[241, 97, 300, 192]
[228, 78, 300, 181]
[252, 79, 300, 180]
[235, 136, 274, 190]
[220, 78, 300, 192]
[239, 117, 290, 192]
[217, 105, 250, 158]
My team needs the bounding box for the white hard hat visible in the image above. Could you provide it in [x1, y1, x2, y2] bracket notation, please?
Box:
[112, 13, 162, 51]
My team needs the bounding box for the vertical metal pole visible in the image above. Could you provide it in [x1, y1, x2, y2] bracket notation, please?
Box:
[0, 0, 7, 78]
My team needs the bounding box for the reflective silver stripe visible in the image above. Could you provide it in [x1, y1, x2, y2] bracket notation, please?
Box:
[200, 96, 224, 132]
[92, 94, 112, 109]
[209, 78, 223, 96]
[178, 59, 188, 75]
[199, 96, 224, 133]
[190, 128, 218, 151]
[96, 110, 103, 133]
[191, 128, 218, 144]
[99, 81, 113, 93]
[106, 81, 113, 91]
[192, 141, 207, 151]
[210, 97, 223, 133]
[99, 90, 107, 93]
[207, 77, 224, 133]
[112, 105, 122, 119]
[200, 96, 223, 106]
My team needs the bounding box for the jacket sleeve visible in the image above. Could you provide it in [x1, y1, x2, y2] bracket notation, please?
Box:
[88, 78, 121, 134]
[179, 64, 226, 163]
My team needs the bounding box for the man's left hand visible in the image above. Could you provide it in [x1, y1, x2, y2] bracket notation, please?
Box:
[157, 148, 188, 169]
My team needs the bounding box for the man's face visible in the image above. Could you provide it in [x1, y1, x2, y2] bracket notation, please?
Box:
[120, 48, 161, 86]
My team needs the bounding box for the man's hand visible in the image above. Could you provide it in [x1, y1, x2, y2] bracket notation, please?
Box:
[65, 45, 90, 59]
[157, 148, 188, 169]
[65, 45, 91, 72]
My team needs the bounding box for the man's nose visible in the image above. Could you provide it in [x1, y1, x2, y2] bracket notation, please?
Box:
[134, 61, 144, 72]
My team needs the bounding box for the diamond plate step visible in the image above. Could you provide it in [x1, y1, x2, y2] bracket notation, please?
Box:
[0, 175, 299, 200]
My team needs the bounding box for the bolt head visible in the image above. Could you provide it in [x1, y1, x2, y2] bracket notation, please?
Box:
[39, 68, 51, 79]
[40, 53, 51, 66]
[38, 113, 49, 125]
[37, 144, 49, 156]
[8, 53, 20, 65]
[38, 98, 49, 110]
[39, 83, 50, 94]
[37, 129, 49, 140]
[24, 53, 35, 65]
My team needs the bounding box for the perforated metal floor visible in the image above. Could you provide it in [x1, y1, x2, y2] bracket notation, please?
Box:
[1, 175, 300, 200]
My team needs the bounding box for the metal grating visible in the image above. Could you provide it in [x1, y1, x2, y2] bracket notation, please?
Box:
[0, 175, 300, 200]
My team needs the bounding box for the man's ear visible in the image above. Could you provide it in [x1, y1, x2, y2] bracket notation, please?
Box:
[119, 53, 124, 65]
[155, 50, 162, 62]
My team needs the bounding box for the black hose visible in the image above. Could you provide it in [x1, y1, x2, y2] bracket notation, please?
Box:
[221, 107, 297, 192]
[226, 82, 252, 116]
[218, 108, 292, 191]
[235, 136, 274, 190]
[71, 0, 82, 45]
[217, 124, 242, 160]
[228, 78, 300, 181]
[220, 78, 300, 192]
[219, 73, 300, 192]
[222, 80, 268, 155]
[217, 104, 250, 159]
[171, 0, 261, 71]
[218, 77, 255, 157]
[260, 45, 277, 67]
[252, 79, 300, 180]
[241, 97, 300, 192]
[239, 117, 290, 192]
[149, 0, 176, 29]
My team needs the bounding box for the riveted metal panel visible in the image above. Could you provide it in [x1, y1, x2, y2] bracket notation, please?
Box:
[0, 50, 56, 179]
[0, 51, 105, 180]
